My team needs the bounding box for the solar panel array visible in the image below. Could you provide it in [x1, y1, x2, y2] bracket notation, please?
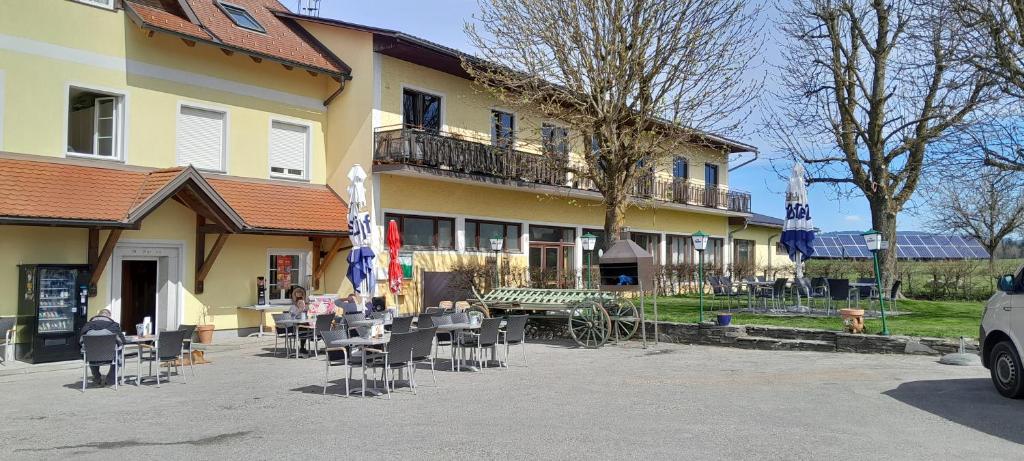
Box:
[811, 232, 989, 260]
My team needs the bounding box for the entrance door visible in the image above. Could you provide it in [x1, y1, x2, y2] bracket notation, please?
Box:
[121, 260, 158, 333]
[530, 244, 573, 288]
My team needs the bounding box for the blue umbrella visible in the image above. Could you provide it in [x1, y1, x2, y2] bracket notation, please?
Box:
[781, 163, 816, 309]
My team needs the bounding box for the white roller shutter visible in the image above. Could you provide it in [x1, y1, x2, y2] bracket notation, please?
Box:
[177, 106, 225, 171]
[269, 121, 308, 179]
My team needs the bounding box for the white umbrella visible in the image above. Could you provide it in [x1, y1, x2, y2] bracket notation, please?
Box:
[781, 163, 816, 311]
[345, 164, 376, 311]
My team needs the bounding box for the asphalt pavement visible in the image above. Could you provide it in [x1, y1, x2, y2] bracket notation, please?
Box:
[1, 339, 1021, 460]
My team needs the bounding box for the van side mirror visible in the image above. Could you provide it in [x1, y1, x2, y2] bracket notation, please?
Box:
[997, 275, 1015, 293]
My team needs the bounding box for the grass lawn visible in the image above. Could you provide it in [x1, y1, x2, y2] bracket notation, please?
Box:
[642, 296, 984, 339]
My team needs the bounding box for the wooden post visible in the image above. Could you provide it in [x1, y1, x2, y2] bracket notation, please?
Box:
[195, 216, 206, 293]
[88, 229, 122, 294]
[87, 229, 99, 296]
[196, 233, 229, 293]
[311, 237, 322, 290]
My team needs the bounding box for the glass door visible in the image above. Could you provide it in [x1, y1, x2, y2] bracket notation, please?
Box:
[37, 268, 76, 333]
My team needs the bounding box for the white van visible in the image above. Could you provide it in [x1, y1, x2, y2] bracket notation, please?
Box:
[981, 272, 1024, 398]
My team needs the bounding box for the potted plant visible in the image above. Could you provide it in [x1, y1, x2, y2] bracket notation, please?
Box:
[195, 304, 215, 344]
[716, 312, 732, 326]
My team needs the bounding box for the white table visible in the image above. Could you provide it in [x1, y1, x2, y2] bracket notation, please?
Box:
[239, 304, 289, 338]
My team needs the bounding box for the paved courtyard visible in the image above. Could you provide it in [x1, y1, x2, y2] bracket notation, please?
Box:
[1, 339, 1022, 460]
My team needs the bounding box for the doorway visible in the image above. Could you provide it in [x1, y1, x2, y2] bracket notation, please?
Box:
[529, 244, 574, 288]
[120, 260, 157, 333]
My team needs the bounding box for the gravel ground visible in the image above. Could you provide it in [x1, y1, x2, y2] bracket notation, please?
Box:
[1, 340, 1021, 460]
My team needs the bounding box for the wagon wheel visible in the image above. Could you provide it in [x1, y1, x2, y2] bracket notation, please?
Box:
[605, 299, 640, 342]
[568, 301, 610, 348]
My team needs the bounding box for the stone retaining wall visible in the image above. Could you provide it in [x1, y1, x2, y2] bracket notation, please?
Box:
[646, 321, 978, 356]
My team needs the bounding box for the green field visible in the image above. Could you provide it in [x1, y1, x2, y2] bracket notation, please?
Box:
[642, 295, 984, 339]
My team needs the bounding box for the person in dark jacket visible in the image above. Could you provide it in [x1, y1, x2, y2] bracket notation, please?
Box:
[80, 309, 125, 386]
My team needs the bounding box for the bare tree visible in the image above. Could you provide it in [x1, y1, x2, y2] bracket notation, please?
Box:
[463, 0, 762, 246]
[767, 0, 999, 290]
[925, 169, 1024, 269]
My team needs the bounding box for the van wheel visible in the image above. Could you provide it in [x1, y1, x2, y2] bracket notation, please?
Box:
[990, 341, 1024, 399]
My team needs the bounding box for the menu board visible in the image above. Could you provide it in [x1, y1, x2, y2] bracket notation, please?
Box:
[307, 295, 336, 316]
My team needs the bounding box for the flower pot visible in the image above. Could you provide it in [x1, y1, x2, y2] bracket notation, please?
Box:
[195, 324, 215, 344]
[716, 313, 732, 326]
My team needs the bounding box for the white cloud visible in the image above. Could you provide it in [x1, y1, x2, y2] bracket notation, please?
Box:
[843, 215, 863, 223]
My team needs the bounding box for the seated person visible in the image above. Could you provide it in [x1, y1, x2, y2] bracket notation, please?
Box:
[288, 286, 311, 354]
[79, 309, 125, 386]
[334, 292, 361, 315]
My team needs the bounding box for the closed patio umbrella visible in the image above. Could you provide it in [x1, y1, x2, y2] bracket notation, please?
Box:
[345, 164, 376, 311]
[387, 219, 402, 296]
[781, 163, 816, 311]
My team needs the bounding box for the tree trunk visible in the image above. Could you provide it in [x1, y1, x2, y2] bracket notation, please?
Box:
[603, 193, 628, 248]
[870, 203, 898, 296]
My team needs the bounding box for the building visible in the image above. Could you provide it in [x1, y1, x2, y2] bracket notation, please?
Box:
[0, 0, 360, 347]
[0, 1, 786, 346]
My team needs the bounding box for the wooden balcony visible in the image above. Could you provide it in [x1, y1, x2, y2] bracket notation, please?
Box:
[373, 127, 751, 214]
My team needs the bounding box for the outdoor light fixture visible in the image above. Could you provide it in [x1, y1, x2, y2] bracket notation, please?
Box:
[862, 229, 890, 335]
[582, 232, 597, 289]
[490, 235, 504, 287]
[693, 230, 709, 323]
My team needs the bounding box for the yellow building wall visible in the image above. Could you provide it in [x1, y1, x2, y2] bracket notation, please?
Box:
[0, 1, 332, 183]
[377, 55, 731, 186]
[0, 200, 348, 339]
[733, 225, 793, 273]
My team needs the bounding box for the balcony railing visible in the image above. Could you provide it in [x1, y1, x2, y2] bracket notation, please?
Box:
[373, 127, 751, 213]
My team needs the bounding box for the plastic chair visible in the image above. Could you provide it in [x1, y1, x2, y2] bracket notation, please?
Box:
[320, 329, 353, 396]
[139, 330, 188, 387]
[826, 279, 854, 315]
[411, 327, 438, 386]
[457, 317, 502, 368]
[367, 332, 418, 399]
[81, 334, 120, 391]
[391, 316, 414, 334]
[501, 315, 529, 367]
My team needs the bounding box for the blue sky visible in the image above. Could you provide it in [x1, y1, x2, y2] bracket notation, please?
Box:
[308, 0, 924, 232]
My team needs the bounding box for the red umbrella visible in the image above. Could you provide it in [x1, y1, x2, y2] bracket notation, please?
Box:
[386, 219, 402, 294]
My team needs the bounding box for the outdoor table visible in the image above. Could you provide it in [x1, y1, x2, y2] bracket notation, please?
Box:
[325, 335, 390, 396]
[274, 318, 312, 358]
[744, 281, 776, 309]
[238, 304, 289, 338]
[123, 335, 156, 385]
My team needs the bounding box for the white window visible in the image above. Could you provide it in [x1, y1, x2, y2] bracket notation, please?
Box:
[268, 251, 308, 304]
[73, 0, 115, 9]
[177, 105, 226, 172]
[269, 120, 309, 180]
[67, 87, 125, 161]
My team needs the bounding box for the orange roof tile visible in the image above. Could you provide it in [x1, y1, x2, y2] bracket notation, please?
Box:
[207, 177, 348, 233]
[124, 0, 348, 76]
[0, 155, 347, 234]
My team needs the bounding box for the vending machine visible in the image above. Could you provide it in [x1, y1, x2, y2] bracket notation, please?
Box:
[17, 264, 91, 364]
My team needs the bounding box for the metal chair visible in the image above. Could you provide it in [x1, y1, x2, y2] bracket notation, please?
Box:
[416, 313, 435, 329]
[366, 332, 418, 399]
[796, 278, 828, 310]
[139, 330, 188, 387]
[391, 316, 414, 334]
[0, 317, 15, 366]
[177, 324, 197, 376]
[458, 317, 502, 368]
[411, 327, 438, 386]
[500, 314, 529, 367]
[81, 334, 120, 391]
[871, 280, 902, 316]
[856, 278, 876, 305]
[271, 313, 294, 357]
[826, 279, 854, 315]
[309, 314, 335, 357]
[319, 329, 352, 396]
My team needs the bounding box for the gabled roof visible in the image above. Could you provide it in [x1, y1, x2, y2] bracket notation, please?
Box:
[748, 213, 784, 229]
[0, 153, 348, 235]
[124, 0, 350, 78]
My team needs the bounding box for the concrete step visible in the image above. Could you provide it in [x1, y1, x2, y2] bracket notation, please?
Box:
[735, 336, 836, 352]
[742, 325, 838, 342]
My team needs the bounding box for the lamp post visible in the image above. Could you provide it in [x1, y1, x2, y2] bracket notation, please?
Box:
[581, 232, 597, 289]
[692, 230, 709, 323]
[862, 229, 890, 335]
[489, 235, 504, 288]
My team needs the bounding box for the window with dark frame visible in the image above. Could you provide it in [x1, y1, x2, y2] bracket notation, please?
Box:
[705, 163, 719, 186]
[384, 213, 454, 250]
[217, 2, 266, 33]
[491, 110, 515, 149]
[668, 235, 694, 265]
[466, 220, 521, 252]
[673, 156, 688, 179]
[402, 89, 441, 132]
[541, 123, 568, 157]
[734, 239, 755, 265]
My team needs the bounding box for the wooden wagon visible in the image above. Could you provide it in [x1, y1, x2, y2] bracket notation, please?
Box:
[469, 287, 642, 348]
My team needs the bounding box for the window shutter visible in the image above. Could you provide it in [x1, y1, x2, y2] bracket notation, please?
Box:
[177, 106, 225, 171]
[269, 121, 308, 178]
